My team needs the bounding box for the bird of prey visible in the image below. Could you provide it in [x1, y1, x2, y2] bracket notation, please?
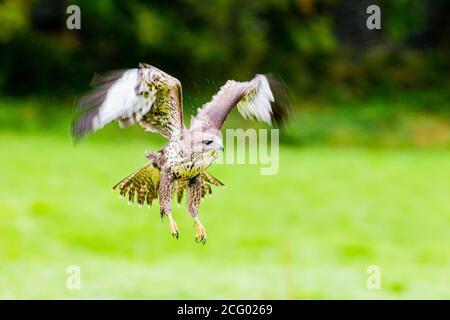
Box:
[72, 63, 290, 244]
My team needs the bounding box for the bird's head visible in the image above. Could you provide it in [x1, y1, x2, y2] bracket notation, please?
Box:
[179, 128, 223, 165]
[199, 131, 224, 153]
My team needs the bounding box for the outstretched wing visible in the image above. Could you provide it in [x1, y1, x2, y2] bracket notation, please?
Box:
[190, 74, 291, 131]
[72, 63, 184, 139]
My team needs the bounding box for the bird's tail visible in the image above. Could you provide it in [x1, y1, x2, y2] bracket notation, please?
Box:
[112, 163, 224, 208]
[112, 162, 161, 208]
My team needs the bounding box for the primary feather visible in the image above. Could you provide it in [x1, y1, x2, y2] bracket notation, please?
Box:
[72, 64, 184, 140]
[190, 74, 290, 131]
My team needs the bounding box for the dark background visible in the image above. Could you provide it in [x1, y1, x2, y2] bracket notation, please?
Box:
[1, 0, 448, 100]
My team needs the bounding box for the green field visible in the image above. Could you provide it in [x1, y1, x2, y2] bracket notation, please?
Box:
[1, 130, 449, 299]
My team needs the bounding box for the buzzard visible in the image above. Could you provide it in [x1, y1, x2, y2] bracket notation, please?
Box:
[72, 63, 290, 244]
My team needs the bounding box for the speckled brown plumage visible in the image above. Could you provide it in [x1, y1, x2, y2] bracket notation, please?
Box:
[73, 63, 291, 243]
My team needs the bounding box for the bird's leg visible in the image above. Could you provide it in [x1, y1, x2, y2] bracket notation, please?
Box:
[160, 167, 178, 239]
[187, 176, 206, 244]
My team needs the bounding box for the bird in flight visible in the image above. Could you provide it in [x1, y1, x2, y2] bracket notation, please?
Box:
[72, 63, 290, 244]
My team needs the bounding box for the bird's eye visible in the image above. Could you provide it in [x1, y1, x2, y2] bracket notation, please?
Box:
[203, 140, 213, 146]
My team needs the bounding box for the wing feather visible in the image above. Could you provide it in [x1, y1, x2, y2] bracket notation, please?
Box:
[72, 64, 184, 140]
[190, 74, 291, 131]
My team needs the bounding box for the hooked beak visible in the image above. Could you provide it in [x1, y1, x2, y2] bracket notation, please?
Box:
[214, 142, 224, 151]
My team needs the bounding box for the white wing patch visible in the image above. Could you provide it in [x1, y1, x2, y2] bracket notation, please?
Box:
[91, 69, 156, 131]
[236, 75, 274, 125]
[73, 63, 185, 140]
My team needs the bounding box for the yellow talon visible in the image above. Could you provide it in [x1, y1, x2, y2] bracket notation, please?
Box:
[169, 216, 179, 239]
[195, 218, 207, 244]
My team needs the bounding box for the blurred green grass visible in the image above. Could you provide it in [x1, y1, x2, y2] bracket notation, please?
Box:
[1, 128, 450, 298]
